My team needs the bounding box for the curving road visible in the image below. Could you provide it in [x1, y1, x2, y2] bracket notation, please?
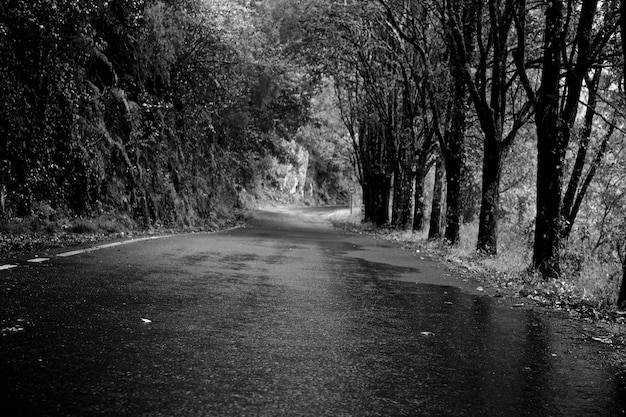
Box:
[1, 207, 625, 416]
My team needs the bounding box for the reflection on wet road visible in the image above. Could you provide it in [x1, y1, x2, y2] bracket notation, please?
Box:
[1, 208, 625, 416]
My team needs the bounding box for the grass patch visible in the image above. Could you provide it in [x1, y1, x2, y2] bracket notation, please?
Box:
[70, 219, 99, 234]
[0, 211, 139, 256]
[0, 216, 44, 234]
[572, 259, 622, 311]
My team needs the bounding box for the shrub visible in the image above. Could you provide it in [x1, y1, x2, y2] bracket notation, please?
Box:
[70, 219, 99, 234]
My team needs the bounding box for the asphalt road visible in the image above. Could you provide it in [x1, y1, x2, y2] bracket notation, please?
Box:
[1, 207, 625, 416]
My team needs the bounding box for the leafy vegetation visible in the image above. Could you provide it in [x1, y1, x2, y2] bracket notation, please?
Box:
[0, 0, 352, 234]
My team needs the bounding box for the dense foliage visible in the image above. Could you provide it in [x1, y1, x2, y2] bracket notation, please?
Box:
[0, 0, 339, 227]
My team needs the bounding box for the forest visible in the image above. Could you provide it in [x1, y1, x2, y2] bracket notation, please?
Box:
[1, 0, 626, 308]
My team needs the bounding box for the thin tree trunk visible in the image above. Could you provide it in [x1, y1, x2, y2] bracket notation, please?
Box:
[429, 154, 445, 239]
[618, 266, 626, 309]
[618, 245, 626, 309]
[622, 0, 626, 88]
[413, 156, 428, 232]
[372, 172, 391, 227]
[391, 167, 401, 226]
[362, 173, 374, 223]
[391, 165, 414, 229]
[398, 169, 415, 230]
[561, 68, 601, 234]
[444, 154, 462, 244]
[477, 138, 503, 254]
[562, 122, 613, 239]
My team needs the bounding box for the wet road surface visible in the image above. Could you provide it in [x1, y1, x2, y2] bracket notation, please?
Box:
[1, 207, 625, 416]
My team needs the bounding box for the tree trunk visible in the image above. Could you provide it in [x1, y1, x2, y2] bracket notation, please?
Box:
[392, 164, 415, 230]
[391, 168, 402, 228]
[618, 265, 626, 310]
[428, 154, 445, 239]
[441, 70, 466, 245]
[413, 158, 428, 232]
[393, 70, 418, 231]
[533, 120, 566, 278]
[533, 151, 567, 276]
[371, 172, 391, 227]
[400, 170, 415, 230]
[622, 0, 626, 88]
[444, 154, 462, 244]
[362, 174, 373, 223]
[391, 168, 401, 226]
[532, 0, 565, 278]
[618, 243, 626, 309]
[562, 124, 612, 240]
[618, 238, 626, 309]
[476, 138, 503, 255]
[439, 0, 475, 245]
[560, 68, 601, 239]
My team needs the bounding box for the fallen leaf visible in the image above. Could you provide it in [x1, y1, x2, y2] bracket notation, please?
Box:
[2, 326, 24, 333]
[420, 331, 435, 337]
[512, 303, 525, 308]
[591, 336, 613, 344]
[476, 286, 484, 292]
[140, 317, 152, 324]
